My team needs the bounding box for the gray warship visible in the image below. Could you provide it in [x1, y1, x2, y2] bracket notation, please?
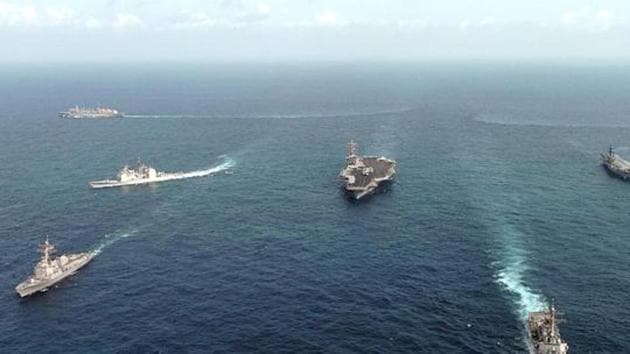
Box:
[339, 140, 396, 199]
[15, 239, 94, 297]
[527, 302, 569, 354]
[601, 145, 630, 180]
[58, 106, 123, 119]
[90, 161, 213, 189]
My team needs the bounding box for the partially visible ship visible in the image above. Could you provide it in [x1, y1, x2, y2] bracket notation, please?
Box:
[339, 140, 396, 200]
[527, 302, 569, 354]
[601, 145, 630, 180]
[90, 162, 212, 189]
[58, 106, 123, 119]
[15, 239, 94, 298]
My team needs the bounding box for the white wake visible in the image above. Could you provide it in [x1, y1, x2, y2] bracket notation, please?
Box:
[125, 114, 203, 119]
[92, 230, 136, 256]
[172, 157, 235, 179]
[494, 224, 547, 320]
[125, 107, 416, 120]
[90, 157, 234, 256]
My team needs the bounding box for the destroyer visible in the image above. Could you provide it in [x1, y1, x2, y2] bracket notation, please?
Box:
[527, 302, 569, 354]
[339, 140, 396, 199]
[15, 239, 94, 298]
[601, 145, 630, 180]
[90, 162, 212, 189]
[58, 106, 123, 119]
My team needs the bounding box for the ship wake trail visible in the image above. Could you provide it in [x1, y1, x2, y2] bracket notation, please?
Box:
[125, 114, 201, 119]
[175, 156, 235, 179]
[494, 223, 546, 321]
[92, 230, 137, 256]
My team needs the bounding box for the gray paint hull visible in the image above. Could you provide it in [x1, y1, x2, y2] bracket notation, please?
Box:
[603, 162, 630, 180]
[16, 254, 94, 297]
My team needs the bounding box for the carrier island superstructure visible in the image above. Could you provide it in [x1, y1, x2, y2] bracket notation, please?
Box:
[58, 106, 123, 119]
[339, 140, 396, 199]
[15, 239, 94, 297]
[601, 145, 630, 180]
[527, 302, 569, 354]
[90, 162, 212, 189]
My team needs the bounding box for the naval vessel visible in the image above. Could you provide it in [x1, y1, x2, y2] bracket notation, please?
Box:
[58, 106, 123, 119]
[15, 239, 94, 298]
[601, 145, 630, 180]
[527, 302, 569, 354]
[90, 162, 212, 189]
[339, 140, 396, 200]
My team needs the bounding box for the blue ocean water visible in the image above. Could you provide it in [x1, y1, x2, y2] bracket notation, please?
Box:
[1, 62, 629, 353]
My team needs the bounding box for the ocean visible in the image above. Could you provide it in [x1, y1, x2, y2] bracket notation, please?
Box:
[1, 62, 629, 352]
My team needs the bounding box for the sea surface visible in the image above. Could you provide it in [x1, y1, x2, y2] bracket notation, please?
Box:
[1, 62, 629, 353]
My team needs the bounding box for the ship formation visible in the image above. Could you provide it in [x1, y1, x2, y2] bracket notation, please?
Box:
[339, 140, 396, 200]
[527, 302, 569, 354]
[58, 106, 123, 119]
[16, 107, 590, 350]
[15, 239, 94, 298]
[601, 145, 630, 180]
[90, 161, 212, 189]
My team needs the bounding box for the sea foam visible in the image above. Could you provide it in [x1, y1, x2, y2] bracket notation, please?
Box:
[494, 224, 546, 320]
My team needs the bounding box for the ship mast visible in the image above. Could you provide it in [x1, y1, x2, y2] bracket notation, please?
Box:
[347, 140, 358, 164]
[347, 140, 357, 157]
[40, 237, 55, 264]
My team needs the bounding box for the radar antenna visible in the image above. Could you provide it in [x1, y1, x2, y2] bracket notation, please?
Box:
[40, 236, 55, 264]
[346, 140, 359, 165]
[347, 140, 357, 157]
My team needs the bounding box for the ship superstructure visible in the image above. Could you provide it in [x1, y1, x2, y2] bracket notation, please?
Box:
[339, 140, 396, 200]
[58, 106, 123, 119]
[527, 302, 569, 354]
[15, 239, 94, 297]
[90, 162, 212, 189]
[601, 145, 630, 180]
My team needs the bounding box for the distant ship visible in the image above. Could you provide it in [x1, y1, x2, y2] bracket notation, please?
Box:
[527, 302, 569, 354]
[15, 239, 94, 298]
[601, 145, 630, 180]
[90, 162, 212, 189]
[339, 140, 396, 199]
[58, 106, 123, 119]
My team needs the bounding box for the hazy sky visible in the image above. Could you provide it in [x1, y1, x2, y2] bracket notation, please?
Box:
[1, 0, 629, 61]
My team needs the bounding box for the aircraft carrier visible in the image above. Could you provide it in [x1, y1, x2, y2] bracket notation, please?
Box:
[15, 239, 94, 297]
[339, 140, 396, 200]
[527, 302, 569, 354]
[601, 145, 630, 180]
[58, 106, 123, 119]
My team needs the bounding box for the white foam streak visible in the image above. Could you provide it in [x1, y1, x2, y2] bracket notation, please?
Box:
[125, 108, 415, 120]
[90, 157, 234, 256]
[125, 114, 196, 118]
[495, 225, 547, 320]
[173, 158, 235, 179]
[496, 255, 546, 320]
[92, 230, 134, 256]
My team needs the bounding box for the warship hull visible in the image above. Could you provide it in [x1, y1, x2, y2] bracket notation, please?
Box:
[601, 147, 630, 180]
[59, 112, 123, 119]
[527, 332, 569, 354]
[340, 156, 396, 200]
[90, 170, 212, 189]
[15, 253, 94, 298]
[527, 308, 569, 354]
[602, 160, 630, 180]
[344, 174, 395, 200]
